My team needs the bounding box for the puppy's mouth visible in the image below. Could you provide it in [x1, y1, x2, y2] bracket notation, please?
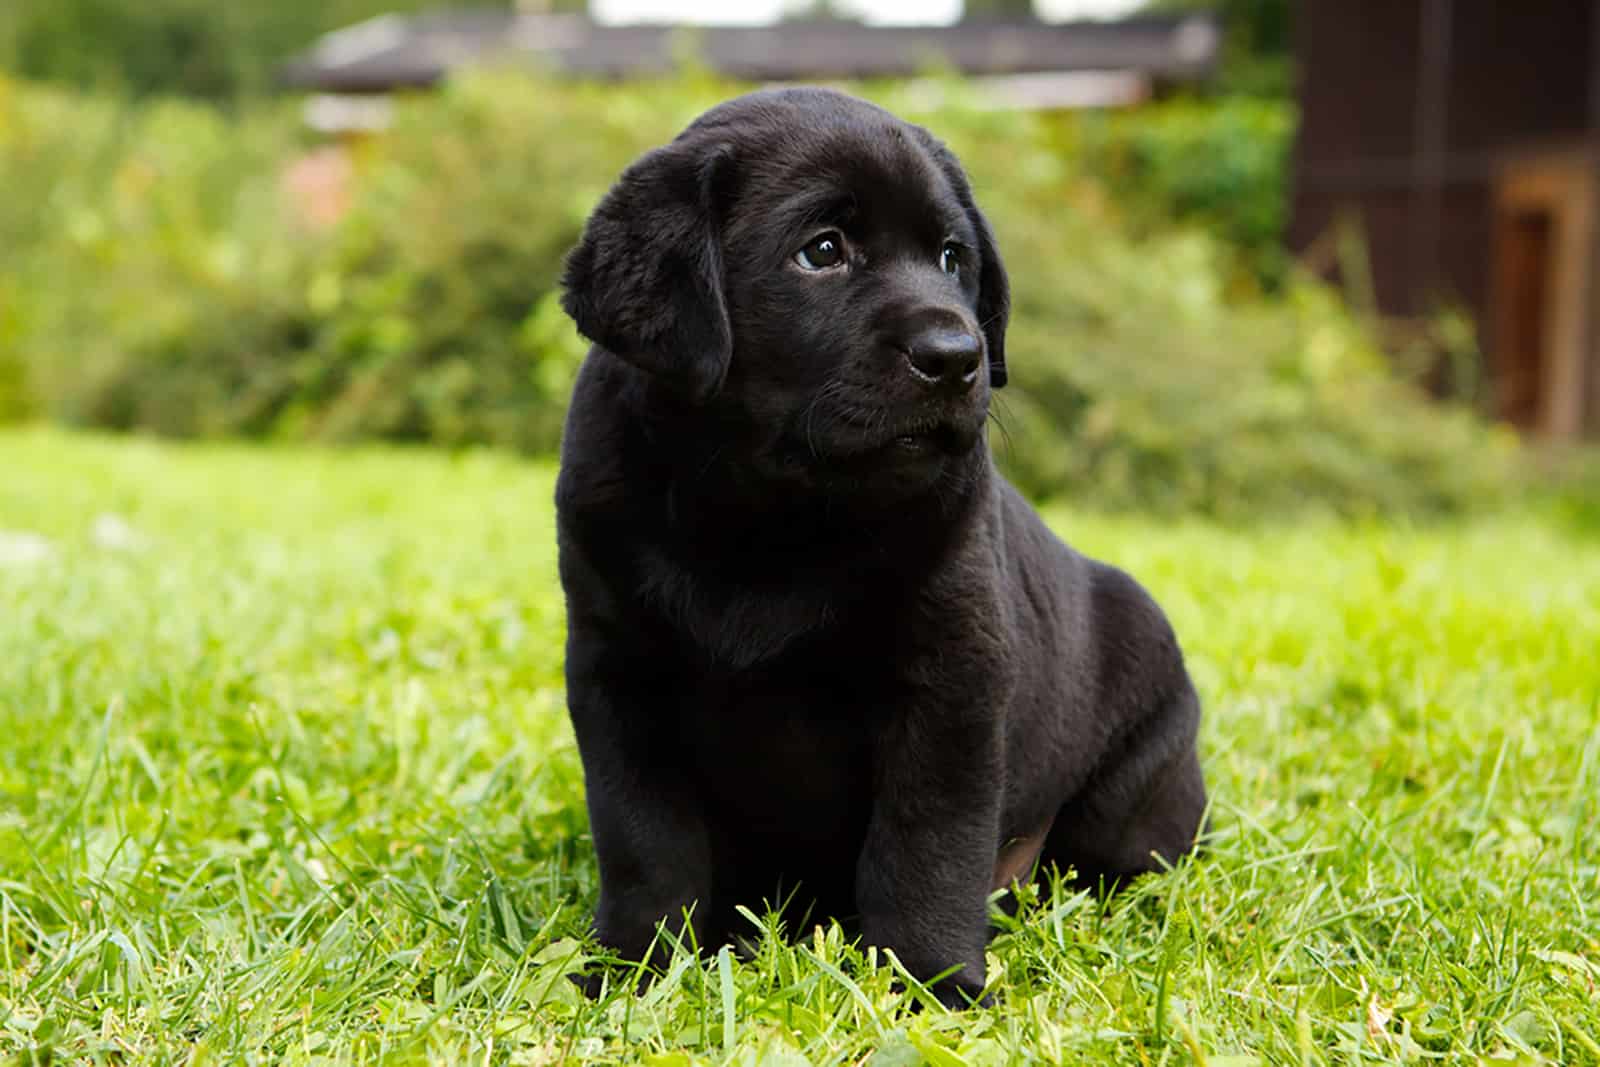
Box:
[776, 395, 986, 477]
[889, 421, 978, 457]
[812, 415, 983, 468]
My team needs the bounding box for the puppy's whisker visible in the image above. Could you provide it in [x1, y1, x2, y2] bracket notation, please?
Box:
[987, 396, 1015, 460]
[803, 378, 848, 460]
[802, 396, 824, 460]
[697, 444, 729, 481]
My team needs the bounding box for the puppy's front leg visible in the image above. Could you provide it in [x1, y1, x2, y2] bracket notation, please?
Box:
[566, 626, 713, 980]
[855, 698, 1002, 1009]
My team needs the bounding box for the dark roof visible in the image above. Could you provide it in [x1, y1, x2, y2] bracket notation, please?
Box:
[279, 9, 1221, 94]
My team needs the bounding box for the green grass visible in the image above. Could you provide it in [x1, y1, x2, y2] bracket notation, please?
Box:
[2, 426, 1597, 1065]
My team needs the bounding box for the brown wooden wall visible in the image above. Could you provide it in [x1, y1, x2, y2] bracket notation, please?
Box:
[1287, 0, 1598, 425]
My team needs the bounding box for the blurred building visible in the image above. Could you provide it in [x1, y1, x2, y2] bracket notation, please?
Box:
[279, 9, 1220, 113]
[1289, 1, 1600, 438]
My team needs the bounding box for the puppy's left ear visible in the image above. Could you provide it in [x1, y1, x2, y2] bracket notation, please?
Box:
[917, 131, 1011, 388]
[561, 140, 734, 402]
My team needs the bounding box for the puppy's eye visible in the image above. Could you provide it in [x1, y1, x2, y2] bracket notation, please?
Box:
[939, 242, 961, 276]
[795, 232, 847, 271]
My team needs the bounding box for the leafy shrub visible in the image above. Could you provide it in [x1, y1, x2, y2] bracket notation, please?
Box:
[0, 0, 500, 99]
[1048, 96, 1295, 289]
[1, 72, 1518, 517]
[0, 79, 311, 432]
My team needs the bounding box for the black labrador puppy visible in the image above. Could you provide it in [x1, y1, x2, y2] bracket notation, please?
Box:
[556, 87, 1206, 1007]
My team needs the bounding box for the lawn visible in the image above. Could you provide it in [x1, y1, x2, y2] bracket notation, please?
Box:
[1, 427, 1597, 1065]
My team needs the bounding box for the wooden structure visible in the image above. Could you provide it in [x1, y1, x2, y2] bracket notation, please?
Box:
[1288, 1, 1600, 437]
[279, 11, 1220, 107]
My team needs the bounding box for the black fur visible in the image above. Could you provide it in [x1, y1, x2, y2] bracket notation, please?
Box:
[556, 87, 1206, 1008]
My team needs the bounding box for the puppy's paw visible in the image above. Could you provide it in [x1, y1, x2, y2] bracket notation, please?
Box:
[570, 959, 665, 1001]
[569, 969, 606, 1001]
[889, 971, 994, 1012]
[929, 976, 994, 1011]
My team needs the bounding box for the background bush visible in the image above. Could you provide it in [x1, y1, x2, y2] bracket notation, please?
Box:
[1051, 96, 1294, 290]
[0, 71, 1516, 517]
[0, 0, 550, 99]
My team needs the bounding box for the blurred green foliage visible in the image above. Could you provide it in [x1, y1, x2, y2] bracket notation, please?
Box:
[1049, 96, 1293, 289]
[0, 0, 509, 99]
[0, 71, 1517, 517]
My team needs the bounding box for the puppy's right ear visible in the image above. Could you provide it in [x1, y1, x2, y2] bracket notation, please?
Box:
[561, 141, 733, 403]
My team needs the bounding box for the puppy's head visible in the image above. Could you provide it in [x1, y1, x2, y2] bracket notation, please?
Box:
[562, 88, 1010, 495]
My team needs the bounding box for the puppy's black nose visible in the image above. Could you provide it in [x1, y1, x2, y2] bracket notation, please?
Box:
[903, 328, 982, 391]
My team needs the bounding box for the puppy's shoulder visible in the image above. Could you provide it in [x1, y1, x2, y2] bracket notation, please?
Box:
[988, 476, 1093, 592]
[555, 348, 651, 524]
[1080, 558, 1193, 722]
[987, 476, 1186, 687]
[1085, 561, 1180, 657]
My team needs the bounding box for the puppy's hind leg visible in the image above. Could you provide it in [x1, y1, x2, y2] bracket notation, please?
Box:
[1040, 684, 1207, 893]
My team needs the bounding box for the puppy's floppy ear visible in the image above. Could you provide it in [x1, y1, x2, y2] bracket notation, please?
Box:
[561, 140, 733, 402]
[916, 131, 1012, 388]
[966, 196, 1011, 389]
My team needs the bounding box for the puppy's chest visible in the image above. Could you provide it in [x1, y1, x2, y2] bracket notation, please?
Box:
[635, 543, 877, 671]
[680, 667, 879, 839]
